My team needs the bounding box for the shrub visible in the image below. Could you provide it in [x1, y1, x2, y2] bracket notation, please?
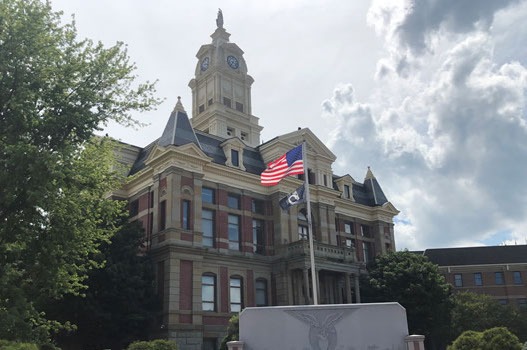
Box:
[0, 340, 38, 350]
[219, 314, 239, 350]
[127, 339, 177, 350]
[448, 327, 522, 350]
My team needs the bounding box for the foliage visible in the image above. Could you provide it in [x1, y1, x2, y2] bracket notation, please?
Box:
[219, 314, 240, 350]
[522, 341, 527, 350]
[49, 221, 159, 350]
[0, 340, 38, 350]
[447, 327, 522, 350]
[361, 250, 452, 350]
[0, 0, 160, 342]
[450, 292, 527, 343]
[446, 330, 482, 350]
[126, 339, 178, 350]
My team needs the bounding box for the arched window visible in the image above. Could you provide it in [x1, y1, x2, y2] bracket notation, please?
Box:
[230, 276, 243, 312]
[298, 209, 308, 240]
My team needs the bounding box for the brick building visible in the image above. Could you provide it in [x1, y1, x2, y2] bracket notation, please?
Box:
[114, 13, 399, 350]
[423, 245, 527, 308]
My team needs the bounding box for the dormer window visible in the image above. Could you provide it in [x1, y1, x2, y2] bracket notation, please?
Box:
[231, 150, 239, 166]
[220, 138, 246, 171]
[235, 102, 243, 112]
[344, 185, 351, 199]
[199, 104, 205, 113]
[241, 132, 248, 141]
[223, 97, 232, 108]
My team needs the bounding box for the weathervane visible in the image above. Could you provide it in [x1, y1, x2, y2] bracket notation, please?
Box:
[216, 8, 224, 28]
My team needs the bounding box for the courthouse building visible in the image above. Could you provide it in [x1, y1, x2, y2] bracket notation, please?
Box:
[113, 13, 399, 349]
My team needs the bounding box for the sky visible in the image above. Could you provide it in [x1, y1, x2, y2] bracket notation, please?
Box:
[51, 0, 527, 251]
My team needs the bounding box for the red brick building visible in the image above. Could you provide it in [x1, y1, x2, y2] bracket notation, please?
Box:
[114, 13, 399, 350]
[424, 245, 527, 308]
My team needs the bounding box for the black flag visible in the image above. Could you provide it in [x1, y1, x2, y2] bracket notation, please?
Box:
[279, 184, 305, 211]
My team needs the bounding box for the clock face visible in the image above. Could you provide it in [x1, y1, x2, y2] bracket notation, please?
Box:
[227, 55, 239, 69]
[200, 57, 209, 71]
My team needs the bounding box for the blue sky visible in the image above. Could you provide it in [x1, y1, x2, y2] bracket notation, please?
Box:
[52, 0, 527, 250]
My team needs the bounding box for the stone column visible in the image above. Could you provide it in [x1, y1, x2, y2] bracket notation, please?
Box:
[315, 269, 321, 304]
[354, 274, 361, 303]
[345, 273, 352, 303]
[405, 335, 425, 350]
[303, 267, 311, 304]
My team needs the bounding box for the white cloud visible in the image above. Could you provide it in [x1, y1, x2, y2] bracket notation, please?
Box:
[326, 0, 527, 250]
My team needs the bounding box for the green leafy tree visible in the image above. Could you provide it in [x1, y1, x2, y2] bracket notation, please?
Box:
[361, 251, 452, 350]
[49, 221, 159, 350]
[450, 292, 527, 343]
[0, 0, 160, 342]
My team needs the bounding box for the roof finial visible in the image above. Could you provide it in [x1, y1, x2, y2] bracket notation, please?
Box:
[365, 166, 375, 180]
[173, 96, 186, 113]
[216, 8, 224, 28]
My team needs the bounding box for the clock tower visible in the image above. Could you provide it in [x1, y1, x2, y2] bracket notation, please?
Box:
[189, 9, 263, 147]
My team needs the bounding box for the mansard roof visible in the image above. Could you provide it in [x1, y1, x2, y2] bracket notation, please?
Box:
[423, 245, 527, 266]
[126, 108, 391, 209]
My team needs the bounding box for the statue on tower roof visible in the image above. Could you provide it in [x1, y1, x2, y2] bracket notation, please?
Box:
[216, 8, 224, 28]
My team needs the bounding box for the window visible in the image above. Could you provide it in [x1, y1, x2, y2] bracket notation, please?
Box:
[498, 299, 508, 305]
[345, 238, 353, 248]
[344, 222, 353, 234]
[203, 338, 216, 350]
[362, 242, 371, 262]
[182, 200, 191, 230]
[513, 271, 523, 284]
[231, 149, 239, 166]
[230, 276, 243, 312]
[344, 185, 351, 199]
[202, 209, 215, 247]
[495, 272, 505, 285]
[518, 298, 527, 309]
[454, 274, 463, 287]
[323, 174, 328, 187]
[298, 210, 308, 240]
[159, 200, 167, 231]
[253, 219, 265, 254]
[223, 97, 232, 108]
[202, 274, 216, 311]
[360, 225, 370, 237]
[241, 132, 248, 141]
[227, 194, 240, 209]
[129, 199, 139, 216]
[202, 187, 215, 204]
[198, 104, 205, 113]
[227, 126, 234, 136]
[474, 273, 483, 286]
[235, 101, 243, 112]
[255, 279, 268, 307]
[208, 98, 213, 106]
[251, 199, 264, 214]
[298, 226, 308, 240]
[228, 214, 240, 250]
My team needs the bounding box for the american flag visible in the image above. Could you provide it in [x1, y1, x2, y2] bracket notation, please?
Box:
[260, 144, 304, 186]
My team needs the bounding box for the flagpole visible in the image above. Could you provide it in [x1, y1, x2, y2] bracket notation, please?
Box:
[302, 141, 318, 305]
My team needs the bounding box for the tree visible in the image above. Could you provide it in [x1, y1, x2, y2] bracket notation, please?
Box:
[49, 221, 159, 350]
[450, 292, 527, 343]
[0, 0, 160, 342]
[446, 330, 482, 350]
[361, 251, 452, 350]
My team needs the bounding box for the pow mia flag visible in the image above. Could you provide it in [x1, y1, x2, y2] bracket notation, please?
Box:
[279, 184, 305, 211]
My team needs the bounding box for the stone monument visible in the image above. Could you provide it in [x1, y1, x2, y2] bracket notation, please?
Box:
[229, 302, 423, 350]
